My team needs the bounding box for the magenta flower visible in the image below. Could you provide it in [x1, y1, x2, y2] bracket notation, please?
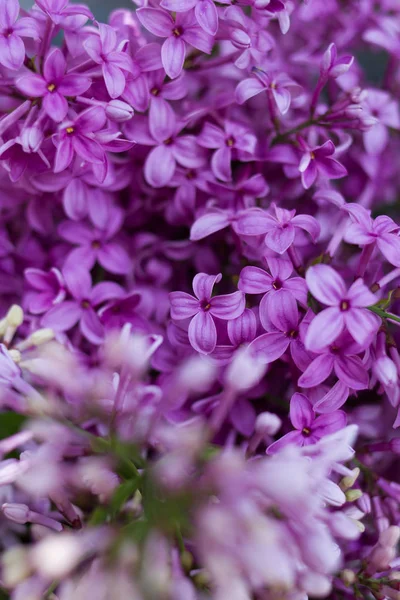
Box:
[267, 393, 346, 454]
[24, 267, 65, 314]
[363, 90, 400, 155]
[52, 106, 107, 174]
[344, 204, 400, 267]
[169, 273, 245, 354]
[235, 204, 320, 254]
[320, 43, 354, 79]
[160, 0, 218, 35]
[136, 8, 214, 79]
[305, 264, 380, 351]
[35, 0, 93, 24]
[298, 332, 369, 392]
[238, 257, 308, 315]
[41, 263, 124, 344]
[248, 290, 311, 370]
[0, 0, 38, 70]
[83, 24, 134, 99]
[58, 213, 131, 276]
[16, 48, 91, 122]
[235, 68, 301, 114]
[197, 121, 257, 182]
[125, 107, 206, 188]
[298, 139, 347, 190]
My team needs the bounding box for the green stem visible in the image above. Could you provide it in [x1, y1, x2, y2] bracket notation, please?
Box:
[368, 305, 400, 323]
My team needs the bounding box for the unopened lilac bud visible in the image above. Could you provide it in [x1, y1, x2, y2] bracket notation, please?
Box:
[379, 525, 400, 548]
[20, 125, 44, 153]
[321, 43, 354, 79]
[230, 29, 251, 49]
[2, 503, 30, 525]
[345, 489, 363, 502]
[106, 100, 134, 122]
[29, 328, 55, 347]
[255, 412, 282, 436]
[6, 305, 24, 328]
[373, 356, 398, 386]
[340, 569, 356, 586]
[357, 492, 372, 513]
[340, 467, 360, 491]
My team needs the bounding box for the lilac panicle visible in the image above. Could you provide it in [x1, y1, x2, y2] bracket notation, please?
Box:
[0, 0, 399, 598]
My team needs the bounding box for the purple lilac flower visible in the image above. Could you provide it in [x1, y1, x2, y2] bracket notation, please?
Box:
[136, 8, 214, 79]
[197, 120, 257, 182]
[0, 0, 38, 70]
[16, 48, 91, 122]
[235, 204, 320, 254]
[344, 204, 400, 267]
[41, 263, 123, 344]
[83, 24, 134, 99]
[170, 273, 245, 354]
[24, 267, 65, 313]
[267, 393, 346, 454]
[298, 138, 348, 189]
[305, 264, 380, 351]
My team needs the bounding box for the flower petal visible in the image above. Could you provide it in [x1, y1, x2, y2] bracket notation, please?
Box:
[161, 36, 186, 79]
[248, 332, 290, 364]
[306, 264, 346, 306]
[265, 223, 295, 254]
[169, 291, 199, 319]
[192, 272, 222, 301]
[0, 33, 24, 70]
[211, 146, 232, 182]
[344, 308, 380, 346]
[41, 301, 81, 331]
[290, 392, 313, 429]
[267, 431, 303, 454]
[314, 381, 349, 413]
[190, 211, 231, 241]
[16, 73, 47, 97]
[188, 310, 217, 354]
[43, 47, 66, 82]
[195, 0, 218, 35]
[144, 145, 175, 188]
[136, 8, 174, 37]
[298, 354, 335, 388]
[98, 243, 131, 275]
[210, 290, 245, 320]
[334, 355, 368, 390]
[43, 91, 68, 122]
[238, 266, 272, 293]
[305, 308, 345, 351]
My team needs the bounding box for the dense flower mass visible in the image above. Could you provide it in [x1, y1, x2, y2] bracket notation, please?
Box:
[0, 0, 400, 598]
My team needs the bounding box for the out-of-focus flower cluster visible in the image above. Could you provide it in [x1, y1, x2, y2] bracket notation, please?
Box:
[0, 0, 400, 597]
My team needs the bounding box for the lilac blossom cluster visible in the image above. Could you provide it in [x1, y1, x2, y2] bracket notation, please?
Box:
[0, 0, 400, 598]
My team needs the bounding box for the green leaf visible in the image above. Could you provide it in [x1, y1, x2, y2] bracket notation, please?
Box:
[0, 412, 26, 440]
[110, 479, 139, 518]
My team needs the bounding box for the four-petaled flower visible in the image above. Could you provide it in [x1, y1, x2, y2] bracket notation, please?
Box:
[136, 8, 214, 79]
[267, 393, 346, 454]
[16, 48, 91, 122]
[83, 24, 134, 99]
[305, 264, 380, 351]
[0, 0, 38, 70]
[169, 273, 245, 354]
[344, 204, 400, 267]
[298, 138, 347, 190]
[197, 120, 257, 182]
[235, 204, 320, 254]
